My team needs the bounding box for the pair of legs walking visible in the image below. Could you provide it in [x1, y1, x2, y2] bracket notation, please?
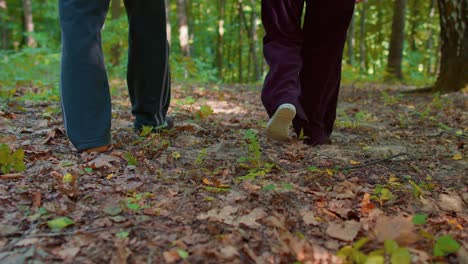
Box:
[262, 0, 355, 145]
[59, 0, 170, 151]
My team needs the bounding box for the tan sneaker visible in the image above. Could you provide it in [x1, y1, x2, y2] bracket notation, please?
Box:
[266, 103, 296, 141]
[83, 144, 112, 154]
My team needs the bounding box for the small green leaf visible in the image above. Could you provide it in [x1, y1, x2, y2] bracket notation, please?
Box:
[177, 249, 189, 259]
[391, 248, 411, 264]
[380, 188, 394, 200]
[197, 105, 214, 119]
[365, 255, 384, 264]
[354, 237, 370, 251]
[433, 235, 461, 256]
[83, 167, 93, 174]
[123, 152, 138, 166]
[262, 184, 276, 191]
[412, 214, 427, 225]
[307, 166, 319, 172]
[126, 202, 140, 211]
[116, 230, 129, 238]
[47, 217, 74, 230]
[384, 240, 399, 254]
[140, 126, 154, 136]
[281, 183, 294, 191]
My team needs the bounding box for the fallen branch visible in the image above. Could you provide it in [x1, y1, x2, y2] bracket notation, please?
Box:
[0, 173, 23, 180]
[339, 153, 408, 171]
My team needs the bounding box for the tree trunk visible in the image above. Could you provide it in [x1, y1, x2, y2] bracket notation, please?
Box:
[249, 0, 260, 82]
[165, 0, 171, 45]
[237, 0, 244, 83]
[111, 0, 123, 19]
[359, 1, 367, 72]
[433, 0, 468, 92]
[177, 0, 190, 57]
[22, 0, 36, 48]
[386, 0, 407, 80]
[426, 0, 437, 75]
[215, 0, 226, 80]
[346, 14, 355, 65]
[0, 0, 8, 49]
[109, 0, 124, 65]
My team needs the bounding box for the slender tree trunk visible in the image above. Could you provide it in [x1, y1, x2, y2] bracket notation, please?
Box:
[0, 0, 8, 50]
[433, 0, 467, 92]
[165, 0, 171, 45]
[377, 0, 384, 64]
[386, 0, 407, 80]
[237, 0, 244, 83]
[215, 0, 226, 80]
[177, 0, 190, 57]
[111, 0, 123, 19]
[359, 1, 367, 72]
[346, 14, 355, 65]
[408, 0, 419, 51]
[249, 0, 260, 82]
[22, 0, 36, 48]
[426, 0, 437, 75]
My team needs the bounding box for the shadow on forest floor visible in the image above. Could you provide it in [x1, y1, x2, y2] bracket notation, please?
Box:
[0, 83, 466, 263]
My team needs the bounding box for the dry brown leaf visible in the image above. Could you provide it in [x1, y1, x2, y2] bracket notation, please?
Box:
[111, 239, 131, 264]
[87, 155, 121, 169]
[53, 246, 81, 260]
[373, 215, 419, 245]
[437, 193, 464, 212]
[300, 210, 320, 226]
[326, 221, 361, 242]
[196, 205, 238, 225]
[163, 250, 181, 263]
[360, 193, 375, 214]
[234, 208, 267, 228]
[31, 191, 42, 209]
[218, 246, 239, 260]
[15, 238, 39, 247]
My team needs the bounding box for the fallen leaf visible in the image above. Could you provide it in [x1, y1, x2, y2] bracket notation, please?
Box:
[15, 238, 39, 247]
[218, 246, 239, 259]
[103, 204, 122, 216]
[47, 217, 74, 231]
[361, 193, 375, 214]
[300, 210, 320, 226]
[326, 221, 361, 241]
[437, 193, 464, 212]
[235, 208, 267, 228]
[373, 215, 419, 245]
[163, 250, 181, 263]
[452, 153, 463, 160]
[87, 155, 120, 169]
[54, 247, 81, 260]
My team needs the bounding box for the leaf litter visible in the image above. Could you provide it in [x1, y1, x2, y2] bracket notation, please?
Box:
[0, 84, 466, 263]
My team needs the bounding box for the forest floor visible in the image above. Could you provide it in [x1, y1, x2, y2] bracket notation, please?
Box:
[0, 83, 466, 263]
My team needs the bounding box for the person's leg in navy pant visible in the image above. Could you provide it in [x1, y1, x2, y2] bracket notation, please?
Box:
[261, 0, 355, 144]
[59, 0, 170, 152]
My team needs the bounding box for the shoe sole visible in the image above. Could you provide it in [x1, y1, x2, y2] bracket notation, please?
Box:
[266, 104, 296, 141]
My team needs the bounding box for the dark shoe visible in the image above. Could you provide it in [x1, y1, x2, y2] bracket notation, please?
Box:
[135, 116, 174, 134]
[303, 138, 332, 146]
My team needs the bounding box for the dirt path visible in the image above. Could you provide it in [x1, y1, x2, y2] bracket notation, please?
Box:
[0, 84, 466, 263]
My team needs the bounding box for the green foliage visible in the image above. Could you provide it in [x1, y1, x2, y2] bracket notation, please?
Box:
[0, 143, 26, 174]
[196, 105, 214, 119]
[412, 214, 428, 225]
[433, 235, 461, 257]
[123, 152, 138, 166]
[47, 217, 74, 231]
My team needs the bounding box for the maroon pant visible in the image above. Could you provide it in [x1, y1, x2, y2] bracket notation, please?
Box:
[261, 0, 355, 145]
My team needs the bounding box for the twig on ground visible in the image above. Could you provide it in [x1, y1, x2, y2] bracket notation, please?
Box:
[0, 173, 23, 180]
[339, 153, 409, 171]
